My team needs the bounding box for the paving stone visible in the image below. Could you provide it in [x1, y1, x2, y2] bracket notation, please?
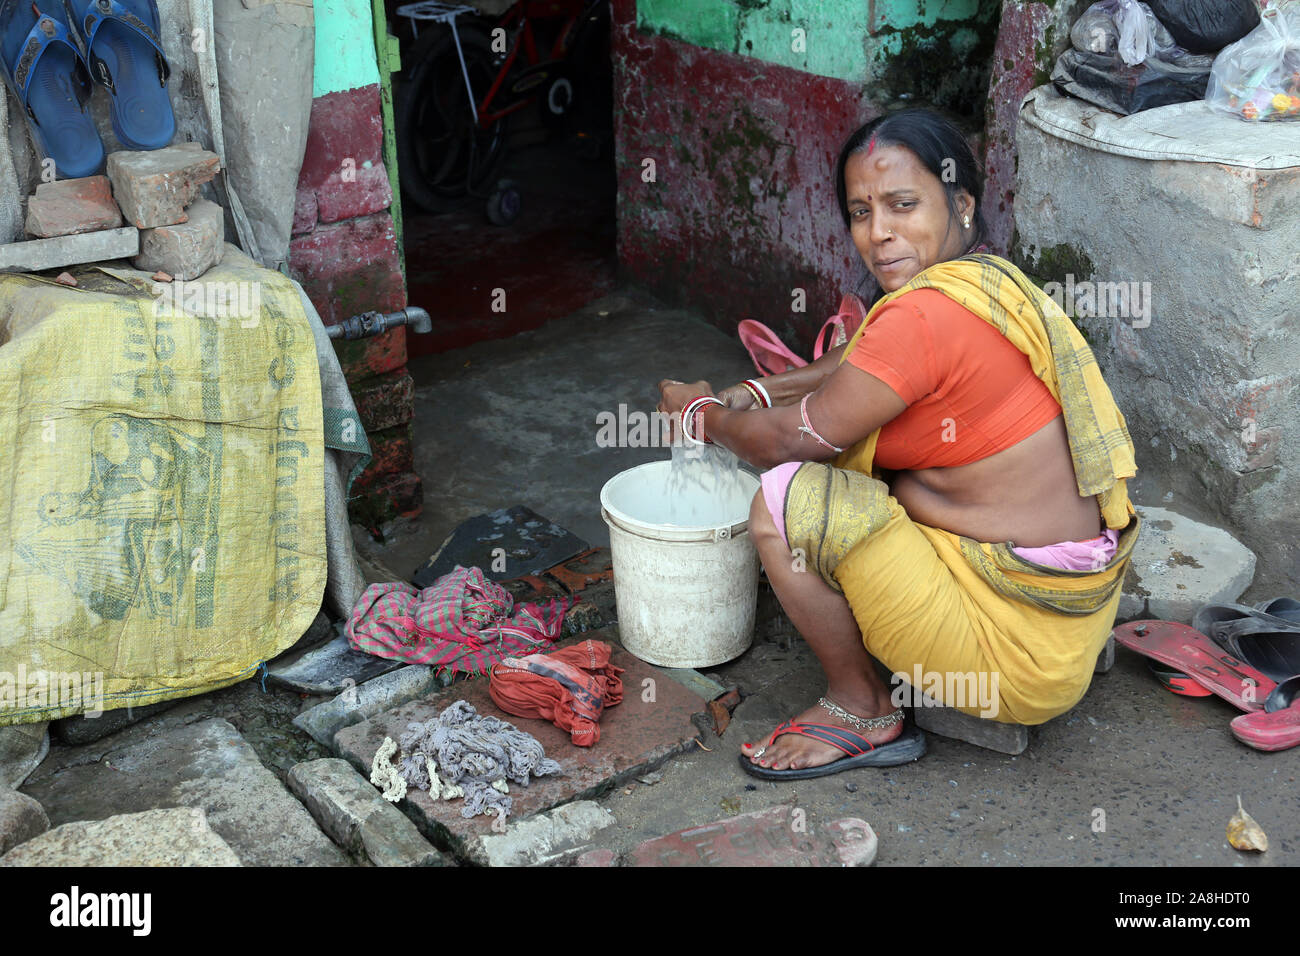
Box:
[625, 806, 877, 867]
[0, 788, 49, 856]
[1095, 634, 1116, 674]
[0, 807, 239, 866]
[465, 800, 616, 867]
[1118, 506, 1256, 623]
[106, 143, 221, 228]
[53, 700, 177, 746]
[20, 717, 349, 866]
[24, 175, 122, 238]
[912, 705, 1030, 756]
[292, 664, 442, 748]
[0, 226, 138, 273]
[268, 634, 406, 696]
[334, 643, 703, 862]
[0, 722, 49, 788]
[287, 758, 446, 866]
[133, 198, 225, 280]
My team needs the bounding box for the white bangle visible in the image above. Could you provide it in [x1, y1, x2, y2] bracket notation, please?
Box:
[745, 378, 772, 409]
[681, 396, 724, 445]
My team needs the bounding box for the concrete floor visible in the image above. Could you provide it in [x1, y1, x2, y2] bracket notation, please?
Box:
[363, 290, 1298, 867]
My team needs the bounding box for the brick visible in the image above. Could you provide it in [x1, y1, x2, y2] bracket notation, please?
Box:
[349, 470, 423, 527]
[286, 758, 447, 866]
[912, 705, 1030, 756]
[298, 85, 384, 190]
[353, 423, 414, 480]
[24, 175, 122, 238]
[316, 160, 394, 223]
[628, 807, 878, 867]
[350, 368, 414, 430]
[465, 800, 616, 867]
[288, 213, 405, 325]
[333, 326, 407, 379]
[106, 142, 221, 228]
[133, 198, 225, 280]
[292, 186, 318, 236]
[0, 789, 49, 857]
[0, 226, 138, 273]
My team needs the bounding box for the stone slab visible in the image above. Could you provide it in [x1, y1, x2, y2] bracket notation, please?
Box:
[465, 799, 616, 867]
[0, 807, 239, 866]
[912, 706, 1030, 756]
[1118, 506, 1255, 623]
[20, 717, 348, 866]
[1095, 634, 1116, 674]
[53, 700, 177, 746]
[334, 646, 704, 861]
[0, 226, 138, 273]
[106, 143, 220, 229]
[292, 664, 443, 748]
[0, 788, 49, 856]
[618, 806, 877, 867]
[268, 633, 406, 695]
[25, 175, 122, 238]
[287, 758, 446, 866]
[411, 505, 589, 587]
[0, 722, 49, 788]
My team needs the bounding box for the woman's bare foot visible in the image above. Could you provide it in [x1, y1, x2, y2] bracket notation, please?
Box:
[740, 694, 904, 772]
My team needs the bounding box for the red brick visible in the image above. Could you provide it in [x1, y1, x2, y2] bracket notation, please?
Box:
[349, 470, 423, 525]
[333, 326, 408, 380]
[298, 86, 384, 191]
[106, 143, 221, 229]
[288, 213, 406, 325]
[292, 187, 317, 236]
[353, 423, 414, 481]
[316, 161, 394, 224]
[350, 368, 414, 429]
[24, 175, 122, 238]
[629, 807, 877, 867]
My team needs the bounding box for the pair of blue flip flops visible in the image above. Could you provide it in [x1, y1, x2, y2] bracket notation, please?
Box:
[1, 0, 175, 178]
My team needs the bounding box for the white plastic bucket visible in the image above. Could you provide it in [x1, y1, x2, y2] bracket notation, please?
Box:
[599, 460, 761, 668]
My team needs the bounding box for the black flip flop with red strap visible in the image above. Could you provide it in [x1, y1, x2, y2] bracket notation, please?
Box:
[739, 718, 926, 781]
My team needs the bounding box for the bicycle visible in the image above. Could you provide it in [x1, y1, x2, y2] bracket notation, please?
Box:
[394, 0, 610, 223]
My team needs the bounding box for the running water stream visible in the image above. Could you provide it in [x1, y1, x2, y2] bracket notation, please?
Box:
[654, 441, 753, 527]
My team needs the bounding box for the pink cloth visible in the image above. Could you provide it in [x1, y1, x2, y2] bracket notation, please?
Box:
[1012, 529, 1119, 571]
[761, 461, 803, 547]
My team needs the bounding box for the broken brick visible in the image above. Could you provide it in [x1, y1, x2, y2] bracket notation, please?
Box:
[107, 143, 221, 229]
[350, 368, 414, 431]
[24, 175, 122, 238]
[133, 199, 225, 281]
[333, 327, 407, 381]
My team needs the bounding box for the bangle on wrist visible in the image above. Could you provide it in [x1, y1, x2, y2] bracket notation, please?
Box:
[742, 378, 772, 408]
[681, 396, 725, 445]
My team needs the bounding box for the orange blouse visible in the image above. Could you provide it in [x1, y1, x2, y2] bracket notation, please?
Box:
[845, 288, 1061, 469]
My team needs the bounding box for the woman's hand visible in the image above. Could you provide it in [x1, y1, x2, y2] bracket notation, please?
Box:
[656, 379, 713, 419]
[716, 382, 758, 412]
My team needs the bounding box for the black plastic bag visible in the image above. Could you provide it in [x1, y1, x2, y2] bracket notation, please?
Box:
[1144, 0, 1260, 53]
[1053, 47, 1213, 114]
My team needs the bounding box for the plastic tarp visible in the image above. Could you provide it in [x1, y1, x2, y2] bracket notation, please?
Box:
[1020, 84, 1300, 168]
[0, 246, 367, 725]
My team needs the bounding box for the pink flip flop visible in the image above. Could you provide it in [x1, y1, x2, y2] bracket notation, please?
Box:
[812, 293, 868, 360]
[737, 319, 807, 377]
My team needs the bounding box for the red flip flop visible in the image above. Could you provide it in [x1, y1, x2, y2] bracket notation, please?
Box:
[1230, 707, 1300, 752]
[1113, 620, 1275, 711]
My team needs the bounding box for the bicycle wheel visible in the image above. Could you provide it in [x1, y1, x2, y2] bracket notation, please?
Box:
[395, 25, 511, 213]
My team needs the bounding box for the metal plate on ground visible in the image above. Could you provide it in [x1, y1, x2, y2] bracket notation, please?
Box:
[412, 506, 588, 586]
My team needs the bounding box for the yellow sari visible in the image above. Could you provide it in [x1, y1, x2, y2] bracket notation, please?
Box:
[781, 254, 1140, 724]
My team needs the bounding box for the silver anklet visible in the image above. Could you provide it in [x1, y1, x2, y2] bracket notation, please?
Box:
[819, 696, 903, 731]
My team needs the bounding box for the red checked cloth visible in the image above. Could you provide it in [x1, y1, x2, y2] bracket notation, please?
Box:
[345, 566, 571, 674]
[488, 640, 624, 747]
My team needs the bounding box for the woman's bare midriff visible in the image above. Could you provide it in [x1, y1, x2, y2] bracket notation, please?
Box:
[887, 415, 1103, 547]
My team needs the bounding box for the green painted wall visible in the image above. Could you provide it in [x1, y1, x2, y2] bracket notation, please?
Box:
[313, 0, 383, 97]
[636, 0, 983, 84]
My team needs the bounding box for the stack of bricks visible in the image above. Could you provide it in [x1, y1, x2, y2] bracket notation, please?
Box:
[288, 84, 422, 529]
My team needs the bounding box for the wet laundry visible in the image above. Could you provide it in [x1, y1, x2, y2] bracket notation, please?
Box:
[489, 639, 625, 746]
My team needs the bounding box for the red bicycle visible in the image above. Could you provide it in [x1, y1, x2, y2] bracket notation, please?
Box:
[394, 0, 610, 221]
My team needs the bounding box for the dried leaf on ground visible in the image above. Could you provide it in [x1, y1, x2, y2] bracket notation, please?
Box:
[1226, 795, 1268, 852]
[708, 699, 731, 737]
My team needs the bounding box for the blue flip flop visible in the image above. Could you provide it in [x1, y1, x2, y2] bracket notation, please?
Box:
[739, 719, 927, 780]
[0, 0, 104, 177]
[67, 0, 173, 150]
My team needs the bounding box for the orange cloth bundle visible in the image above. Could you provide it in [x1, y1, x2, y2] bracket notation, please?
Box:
[488, 640, 624, 747]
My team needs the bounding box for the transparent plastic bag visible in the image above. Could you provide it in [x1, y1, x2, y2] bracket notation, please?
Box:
[1206, 8, 1300, 121]
[1071, 0, 1182, 65]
